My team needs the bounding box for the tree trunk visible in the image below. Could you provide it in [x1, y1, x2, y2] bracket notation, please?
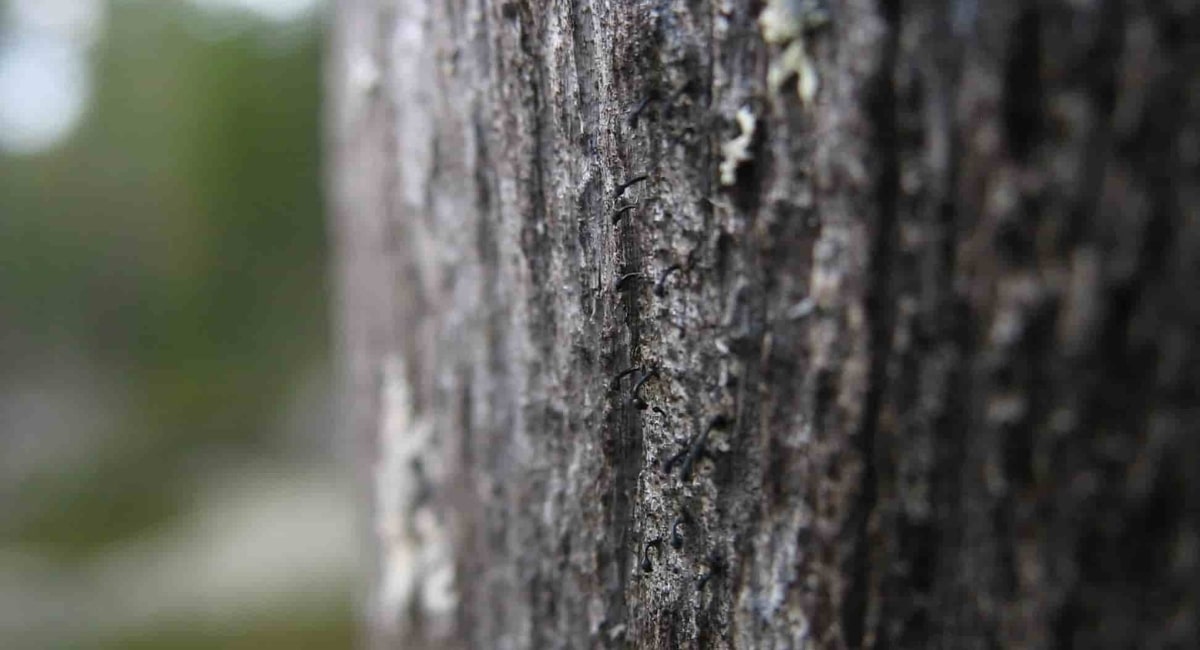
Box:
[327, 0, 1199, 647]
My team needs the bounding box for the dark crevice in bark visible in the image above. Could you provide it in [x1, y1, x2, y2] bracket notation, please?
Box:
[574, 175, 602, 312]
[569, 0, 599, 156]
[1001, 3, 1042, 162]
[842, 0, 902, 646]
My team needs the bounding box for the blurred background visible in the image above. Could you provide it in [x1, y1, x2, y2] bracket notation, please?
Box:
[0, 0, 360, 648]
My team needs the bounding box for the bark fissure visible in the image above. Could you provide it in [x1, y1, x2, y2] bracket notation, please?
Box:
[842, 0, 902, 645]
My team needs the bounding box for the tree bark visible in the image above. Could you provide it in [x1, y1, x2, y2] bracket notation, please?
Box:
[328, 0, 1199, 647]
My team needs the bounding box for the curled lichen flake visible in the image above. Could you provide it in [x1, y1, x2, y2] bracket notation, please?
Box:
[759, 0, 829, 104]
[719, 107, 758, 186]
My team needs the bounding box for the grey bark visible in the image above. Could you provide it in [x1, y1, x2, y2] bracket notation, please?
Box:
[328, 0, 1200, 647]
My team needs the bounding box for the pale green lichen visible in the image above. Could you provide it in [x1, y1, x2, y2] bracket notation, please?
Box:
[719, 107, 758, 186]
[759, 0, 829, 105]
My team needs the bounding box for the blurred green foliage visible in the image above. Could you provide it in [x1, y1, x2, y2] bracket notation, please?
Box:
[0, 1, 348, 647]
[97, 604, 357, 650]
[1, 0, 326, 554]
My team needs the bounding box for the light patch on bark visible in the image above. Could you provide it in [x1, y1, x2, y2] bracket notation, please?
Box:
[388, 0, 436, 213]
[760, 0, 829, 104]
[720, 107, 758, 186]
[372, 355, 457, 634]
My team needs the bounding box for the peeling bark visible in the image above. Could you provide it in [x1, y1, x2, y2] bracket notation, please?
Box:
[329, 0, 1200, 647]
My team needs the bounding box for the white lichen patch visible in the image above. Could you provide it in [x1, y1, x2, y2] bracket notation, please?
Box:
[720, 107, 758, 186]
[373, 355, 457, 633]
[759, 0, 829, 105]
[772, 42, 820, 105]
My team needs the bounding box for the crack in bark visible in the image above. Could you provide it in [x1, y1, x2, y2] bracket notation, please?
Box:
[841, 0, 901, 646]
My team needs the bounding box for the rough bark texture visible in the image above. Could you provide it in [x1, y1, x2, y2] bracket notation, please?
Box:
[328, 0, 1200, 647]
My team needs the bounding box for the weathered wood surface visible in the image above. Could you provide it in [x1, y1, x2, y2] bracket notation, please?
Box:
[328, 0, 1199, 647]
